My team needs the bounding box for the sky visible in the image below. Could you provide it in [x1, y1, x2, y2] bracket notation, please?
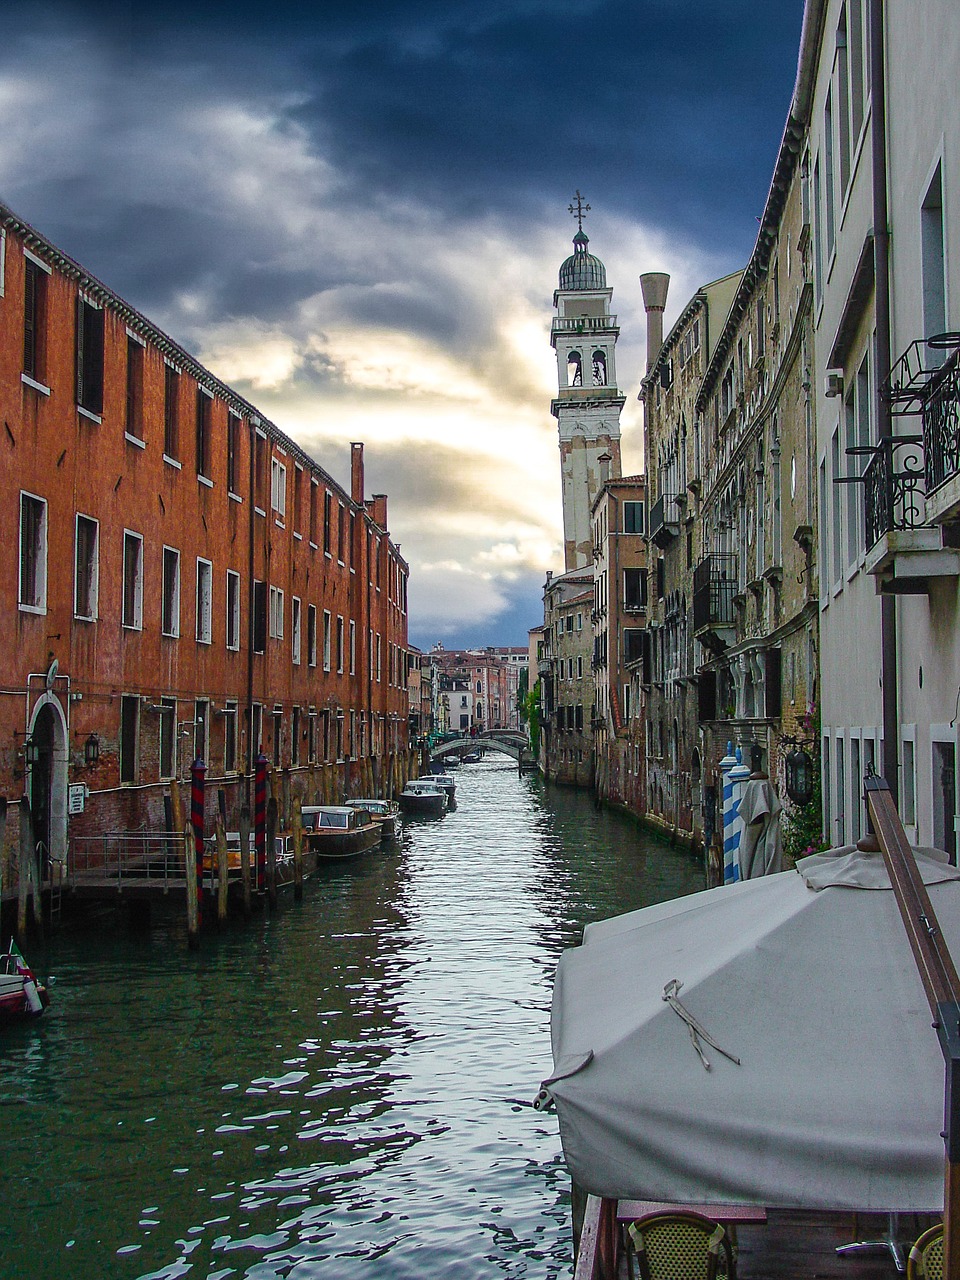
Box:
[0, 1, 804, 650]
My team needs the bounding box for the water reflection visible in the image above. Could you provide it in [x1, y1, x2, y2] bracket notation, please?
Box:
[0, 760, 702, 1280]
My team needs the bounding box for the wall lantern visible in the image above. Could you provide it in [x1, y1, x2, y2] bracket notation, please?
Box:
[84, 733, 100, 767]
[23, 736, 40, 767]
[785, 744, 814, 806]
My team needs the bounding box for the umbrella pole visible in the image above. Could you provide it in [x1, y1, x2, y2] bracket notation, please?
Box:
[866, 775, 960, 1277]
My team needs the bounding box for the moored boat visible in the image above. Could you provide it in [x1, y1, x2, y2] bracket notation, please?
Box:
[345, 798, 400, 837]
[301, 805, 382, 859]
[422, 771, 456, 807]
[398, 780, 447, 817]
[0, 942, 48, 1018]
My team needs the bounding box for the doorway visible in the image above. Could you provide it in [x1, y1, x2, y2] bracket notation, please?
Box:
[28, 695, 68, 869]
[933, 740, 957, 864]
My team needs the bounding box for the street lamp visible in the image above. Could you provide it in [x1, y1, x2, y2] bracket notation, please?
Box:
[785, 743, 814, 806]
[84, 733, 100, 766]
[23, 736, 39, 767]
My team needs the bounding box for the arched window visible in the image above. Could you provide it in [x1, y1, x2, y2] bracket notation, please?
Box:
[592, 350, 607, 386]
[567, 350, 583, 387]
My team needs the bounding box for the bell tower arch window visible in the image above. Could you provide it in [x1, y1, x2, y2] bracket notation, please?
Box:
[592, 349, 607, 386]
[567, 350, 583, 387]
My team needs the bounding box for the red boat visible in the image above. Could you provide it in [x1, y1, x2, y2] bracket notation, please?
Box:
[0, 942, 48, 1018]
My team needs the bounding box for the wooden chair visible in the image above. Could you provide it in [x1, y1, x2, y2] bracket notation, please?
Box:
[907, 1224, 944, 1279]
[626, 1211, 735, 1280]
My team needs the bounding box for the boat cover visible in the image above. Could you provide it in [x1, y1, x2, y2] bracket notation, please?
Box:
[543, 849, 960, 1211]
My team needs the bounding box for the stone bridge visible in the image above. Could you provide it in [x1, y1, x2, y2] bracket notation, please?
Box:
[431, 733, 535, 768]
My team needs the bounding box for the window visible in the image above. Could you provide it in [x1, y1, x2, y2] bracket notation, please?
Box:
[227, 413, 241, 495]
[223, 700, 238, 773]
[624, 567, 648, 611]
[271, 457, 286, 519]
[252, 579, 267, 653]
[272, 706, 282, 767]
[623, 628, 645, 664]
[125, 333, 144, 439]
[164, 364, 179, 459]
[196, 388, 212, 479]
[251, 703, 262, 756]
[349, 620, 356, 674]
[120, 694, 139, 783]
[813, 155, 823, 303]
[293, 466, 303, 534]
[76, 295, 104, 417]
[159, 697, 176, 779]
[836, 11, 851, 196]
[19, 492, 47, 612]
[376, 633, 382, 681]
[196, 558, 213, 643]
[902, 736, 917, 826]
[292, 596, 302, 664]
[921, 163, 946, 345]
[122, 530, 143, 629]
[308, 709, 317, 763]
[161, 547, 180, 637]
[291, 706, 301, 766]
[226, 570, 241, 651]
[194, 698, 209, 764]
[307, 604, 317, 667]
[74, 514, 98, 621]
[824, 90, 836, 258]
[323, 610, 332, 670]
[323, 490, 332, 554]
[254, 431, 267, 510]
[269, 585, 284, 640]
[22, 254, 49, 386]
[337, 504, 345, 562]
[623, 501, 645, 535]
[309, 480, 319, 544]
[831, 429, 843, 586]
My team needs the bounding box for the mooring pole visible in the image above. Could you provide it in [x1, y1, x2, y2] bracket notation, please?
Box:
[254, 753, 267, 894]
[190, 758, 206, 932]
[866, 774, 960, 1277]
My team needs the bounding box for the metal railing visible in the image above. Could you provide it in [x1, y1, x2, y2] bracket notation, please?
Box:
[862, 436, 925, 550]
[924, 354, 960, 494]
[69, 831, 191, 887]
[649, 493, 682, 547]
[693, 554, 737, 631]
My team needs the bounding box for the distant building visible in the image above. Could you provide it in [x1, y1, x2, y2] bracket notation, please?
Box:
[541, 569, 594, 785]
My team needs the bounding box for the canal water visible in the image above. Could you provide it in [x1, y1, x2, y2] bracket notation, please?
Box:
[0, 758, 704, 1280]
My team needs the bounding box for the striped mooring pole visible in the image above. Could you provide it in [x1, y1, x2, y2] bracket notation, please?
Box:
[255, 753, 268, 893]
[726, 747, 752, 884]
[190, 757, 206, 927]
[720, 742, 739, 885]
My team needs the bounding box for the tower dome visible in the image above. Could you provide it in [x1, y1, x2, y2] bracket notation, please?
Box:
[559, 230, 607, 291]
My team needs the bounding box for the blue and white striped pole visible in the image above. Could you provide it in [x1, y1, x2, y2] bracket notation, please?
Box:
[720, 742, 738, 884]
[726, 747, 752, 884]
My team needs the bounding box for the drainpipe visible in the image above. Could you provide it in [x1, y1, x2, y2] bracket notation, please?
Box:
[870, 0, 898, 802]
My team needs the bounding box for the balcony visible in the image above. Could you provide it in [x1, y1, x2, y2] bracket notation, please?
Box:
[551, 314, 618, 334]
[693, 554, 737, 654]
[649, 493, 683, 549]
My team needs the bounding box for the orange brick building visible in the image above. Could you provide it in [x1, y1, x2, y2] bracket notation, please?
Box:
[0, 204, 410, 887]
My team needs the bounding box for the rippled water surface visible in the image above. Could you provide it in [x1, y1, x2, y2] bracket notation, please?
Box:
[0, 761, 704, 1279]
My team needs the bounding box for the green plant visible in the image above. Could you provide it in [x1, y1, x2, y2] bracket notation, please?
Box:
[521, 681, 542, 761]
[781, 703, 829, 864]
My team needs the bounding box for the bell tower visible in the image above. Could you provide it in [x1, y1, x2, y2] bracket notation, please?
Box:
[551, 192, 625, 571]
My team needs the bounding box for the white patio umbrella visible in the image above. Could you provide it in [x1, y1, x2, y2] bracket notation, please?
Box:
[541, 845, 960, 1211]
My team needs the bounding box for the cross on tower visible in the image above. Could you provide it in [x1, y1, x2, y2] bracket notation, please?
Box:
[568, 190, 590, 233]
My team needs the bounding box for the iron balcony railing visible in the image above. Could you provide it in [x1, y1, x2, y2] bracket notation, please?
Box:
[861, 436, 925, 550]
[923, 353, 960, 494]
[693, 554, 737, 632]
[649, 493, 682, 549]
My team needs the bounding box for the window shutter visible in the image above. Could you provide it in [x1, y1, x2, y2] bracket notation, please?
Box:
[253, 580, 267, 653]
[764, 648, 782, 718]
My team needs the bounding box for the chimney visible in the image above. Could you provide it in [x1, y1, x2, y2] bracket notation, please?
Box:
[640, 272, 670, 374]
[370, 493, 388, 529]
[599, 452, 612, 486]
[350, 442, 364, 505]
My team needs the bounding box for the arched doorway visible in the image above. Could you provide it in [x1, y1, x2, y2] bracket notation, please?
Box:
[29, 695, 68, 871]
